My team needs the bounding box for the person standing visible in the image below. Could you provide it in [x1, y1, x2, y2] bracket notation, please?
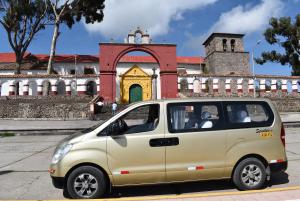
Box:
[112, 102, 117, 115]
[96, 99, 104, 114]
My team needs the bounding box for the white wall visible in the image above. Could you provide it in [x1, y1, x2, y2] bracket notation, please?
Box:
[53, 62, 99, 75]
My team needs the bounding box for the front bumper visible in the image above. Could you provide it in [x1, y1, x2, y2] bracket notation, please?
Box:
[51, 176, 65, 189]
[269, 161, 288, 172]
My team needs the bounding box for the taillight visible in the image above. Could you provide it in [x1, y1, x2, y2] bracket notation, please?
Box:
[281, 123, 286, 147]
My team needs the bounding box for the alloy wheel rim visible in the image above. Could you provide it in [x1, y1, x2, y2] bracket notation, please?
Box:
[241, 164, 262, 187]
[73, 173, 98, 198]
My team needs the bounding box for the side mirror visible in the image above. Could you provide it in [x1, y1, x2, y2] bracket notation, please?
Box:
[110, 121, 121, 136]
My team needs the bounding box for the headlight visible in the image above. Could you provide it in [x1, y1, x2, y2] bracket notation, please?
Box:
[51, 143, 73, 164]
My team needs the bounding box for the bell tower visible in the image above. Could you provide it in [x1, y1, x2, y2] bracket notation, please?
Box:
[203, 33, 250, 75]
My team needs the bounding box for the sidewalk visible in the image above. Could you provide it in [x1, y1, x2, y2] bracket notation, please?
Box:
[0, 112, 300, 132]
[0, 120, 96, 131]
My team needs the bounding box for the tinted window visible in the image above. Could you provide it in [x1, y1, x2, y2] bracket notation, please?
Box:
[224, 101, 274, 129]
[167, 102, 223, 133]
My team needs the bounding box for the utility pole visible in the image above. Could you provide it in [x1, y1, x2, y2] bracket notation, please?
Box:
[252, 40, 261, 98]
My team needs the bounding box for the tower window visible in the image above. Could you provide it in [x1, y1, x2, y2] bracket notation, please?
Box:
[222, 39, 227, 52]
[231, 39, 236, 52]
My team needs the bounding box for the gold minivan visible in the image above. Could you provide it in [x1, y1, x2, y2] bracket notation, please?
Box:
[49, 98, 287, 199]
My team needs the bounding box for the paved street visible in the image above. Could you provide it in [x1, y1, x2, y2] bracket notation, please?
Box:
[0, 128, 299, 200]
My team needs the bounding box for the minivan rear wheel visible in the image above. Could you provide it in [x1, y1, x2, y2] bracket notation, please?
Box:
[66, 166, 106, 199]
[233, 157, 266, 190]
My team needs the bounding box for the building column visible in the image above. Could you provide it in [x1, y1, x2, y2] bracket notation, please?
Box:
[177, 80, 180, 93]
[213, 78, 219, 95]
[66, 84, 71, 95]
[281, 79, 287, 94]
[271, 79, 277, 96]
[248, 79, 254, 94]
[96, 79, 100, 94]
[0, 84, 2, 96]
[225, 79, 231, 95]
[152, 74, 158, 100]
[9, 82, 15, 96]
[37, 84, 43, 95]
[237, 78, 243, 96]
[23, 84, 29, 96]
[292, 80, 298, 96]
[201, 78, 207, 93]
[77, 84, 87, 95]
[51, 85, 57, 95]
[22, 80, 29, 96]
[65, 80, 71, 95]
[259, 79, 266, 96]
[160, 71, 177, 99]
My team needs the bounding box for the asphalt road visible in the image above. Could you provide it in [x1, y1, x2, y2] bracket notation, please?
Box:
[0, 128, 299, 200]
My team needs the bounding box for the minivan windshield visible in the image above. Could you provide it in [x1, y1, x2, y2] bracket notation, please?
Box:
[81, 121, 106, 134]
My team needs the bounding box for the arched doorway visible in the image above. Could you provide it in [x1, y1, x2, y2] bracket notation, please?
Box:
[129, 84, 143, 103]
[180, 79, 188, 93]
[57, 81, 66, 95]
[42, 81, 51, 96]
[119, 65, 152, 103]
[29, 81, 37, 96]
[86, 81, 97, 96]
[99, 28, 177, 102]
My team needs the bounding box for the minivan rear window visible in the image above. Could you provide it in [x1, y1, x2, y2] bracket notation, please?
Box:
[224, 101, 274, 129]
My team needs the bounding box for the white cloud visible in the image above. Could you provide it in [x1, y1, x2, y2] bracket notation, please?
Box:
[83, 0, 218, 39]
[186, 0, 284, 50]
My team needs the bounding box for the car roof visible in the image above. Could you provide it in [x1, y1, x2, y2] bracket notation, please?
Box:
[132, 97, 271, 105]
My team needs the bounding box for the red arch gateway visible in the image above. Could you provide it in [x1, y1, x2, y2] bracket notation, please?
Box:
[99, 43, 178, 102]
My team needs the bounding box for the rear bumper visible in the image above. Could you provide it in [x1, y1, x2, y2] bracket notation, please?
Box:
[269, 161, 288, 172]
[51, 176, 65, 189]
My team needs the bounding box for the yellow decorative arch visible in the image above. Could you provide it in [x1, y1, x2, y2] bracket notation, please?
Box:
[120, 65, 152, 103]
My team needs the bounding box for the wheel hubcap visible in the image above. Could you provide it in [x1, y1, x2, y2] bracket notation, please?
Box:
[73, 173, 98, 198]
[241, 164, 262, 187]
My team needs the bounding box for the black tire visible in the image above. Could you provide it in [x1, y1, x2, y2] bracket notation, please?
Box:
[233, 157, 266, 191]
[66, 166, 107, 199]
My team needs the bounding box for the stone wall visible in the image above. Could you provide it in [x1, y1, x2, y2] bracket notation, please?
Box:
[0, 96, 299, 120]
[207, 52, 250, 75]
[270, 98, 300, 112]
[0, 96, 93, 119]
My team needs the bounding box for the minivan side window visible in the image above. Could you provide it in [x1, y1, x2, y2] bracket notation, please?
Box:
[167, 102, 223, 133]
[224, 101, 274, 129]
[113, 104, 160, 135]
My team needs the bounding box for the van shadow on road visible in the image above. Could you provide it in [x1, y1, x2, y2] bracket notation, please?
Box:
[108, 179, 235, 198]
[105, 172, 289, 198]
[268, 171, 289, 187]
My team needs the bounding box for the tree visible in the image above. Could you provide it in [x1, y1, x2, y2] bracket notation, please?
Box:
[46, 0, 105, 74]
[255, 14, 300, 76]
[0, 0, 49, 74]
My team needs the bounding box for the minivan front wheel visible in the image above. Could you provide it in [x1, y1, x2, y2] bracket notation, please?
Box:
[233, 158, 266, 190]
[66, 166, 107, 199]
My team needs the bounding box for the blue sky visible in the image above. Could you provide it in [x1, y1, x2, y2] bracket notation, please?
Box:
[0, 0, 299, 75]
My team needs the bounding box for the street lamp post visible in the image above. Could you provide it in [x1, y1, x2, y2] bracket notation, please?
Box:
[252, 40, 261, 98]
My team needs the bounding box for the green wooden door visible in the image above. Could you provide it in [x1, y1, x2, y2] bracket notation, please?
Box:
[129, 84, 143, 103]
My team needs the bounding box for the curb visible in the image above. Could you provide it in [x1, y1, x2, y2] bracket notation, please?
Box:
[106, 186, 300, 201]
[2, 186, 300, 201]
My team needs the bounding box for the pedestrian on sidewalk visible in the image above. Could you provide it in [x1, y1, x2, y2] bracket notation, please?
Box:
[96, 97, 104, 114]
[112, 101, 117, 115]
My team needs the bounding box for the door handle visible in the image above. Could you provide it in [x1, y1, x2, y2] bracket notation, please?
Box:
[149, 138, 165, 147]
[165, 137, 179, 146]
[149, 137, 179, 147]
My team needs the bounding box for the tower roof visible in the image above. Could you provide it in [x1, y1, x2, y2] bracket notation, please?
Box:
[202, 33, 245, 46]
